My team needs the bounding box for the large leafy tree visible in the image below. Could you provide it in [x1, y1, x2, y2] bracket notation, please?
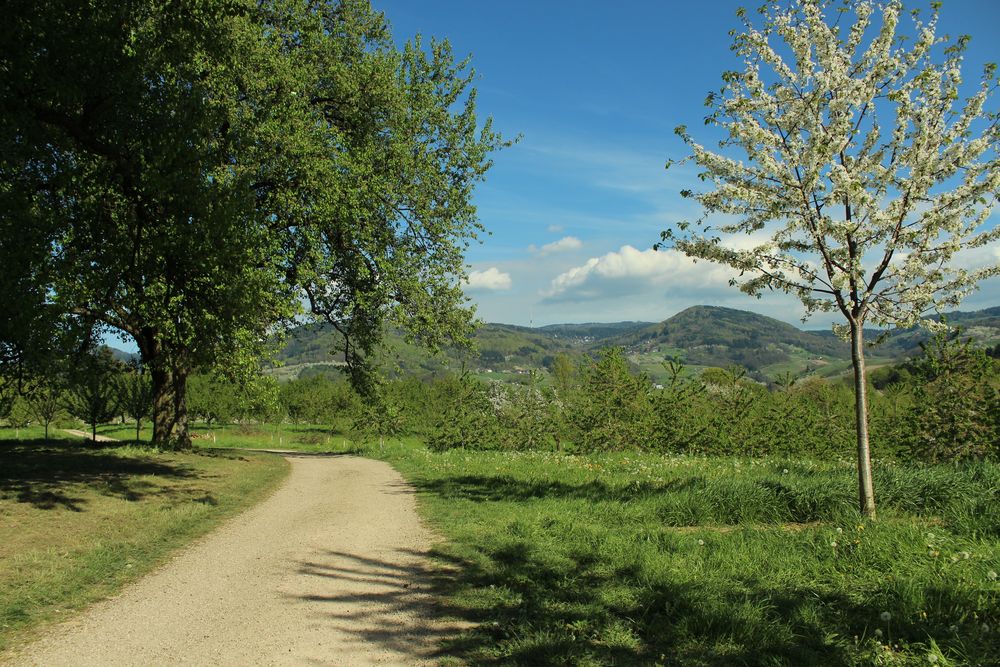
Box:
[1, 0, 504, 447]
[662, 0, 999, 517]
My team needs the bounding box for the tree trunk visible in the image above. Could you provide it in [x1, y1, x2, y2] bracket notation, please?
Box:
[136, 419, 141, 444]
[150, 364, 192, 449]
[139, 332, 192, 450]
[850, 320, 876, 519]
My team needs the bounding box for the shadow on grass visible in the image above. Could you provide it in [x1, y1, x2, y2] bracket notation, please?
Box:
[403, 474, 997, 665]
[0, 438, 201, 511]
[421, 533, 998, 666]
[413, 473, 701, 504]
[413, 537, 874, 665]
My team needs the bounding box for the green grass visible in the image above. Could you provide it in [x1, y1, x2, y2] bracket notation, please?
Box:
[365, 445, 1000, 666]
[94, 421, 356, 453]
[0, 429, 289, 654]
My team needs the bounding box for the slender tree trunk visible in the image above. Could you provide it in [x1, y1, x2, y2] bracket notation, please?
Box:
[136, 419, 141, 443]
[91, 420, 97, 442]
[849, 320, 876, 519]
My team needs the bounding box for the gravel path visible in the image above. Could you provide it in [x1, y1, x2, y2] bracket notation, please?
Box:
[8, 454, 461, 666]
[60, 429, 120, 442]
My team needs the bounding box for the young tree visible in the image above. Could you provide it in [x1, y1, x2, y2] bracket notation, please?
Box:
[117, 367, 153, 444]
[904, 329, 998, 461]
[186, 375, 238, 430]
[1, 0, 506, 448]
[662, 0, 1000, 517]
[351, 383, 404, 453]
[66, 352, 121, 443]
[28, 384, 64, 443]
[571, 348, 655, 452]
[7, 396, 33, 440]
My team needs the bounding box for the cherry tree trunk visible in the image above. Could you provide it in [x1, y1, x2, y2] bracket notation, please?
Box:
[850, 321, 876, 519]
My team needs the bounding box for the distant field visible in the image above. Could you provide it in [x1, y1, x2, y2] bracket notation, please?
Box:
[0, 429, 288, 654]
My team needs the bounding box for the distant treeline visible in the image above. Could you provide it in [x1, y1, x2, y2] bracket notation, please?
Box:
[268, 331, 998, 463]
[415, 334, 998, 463]
[5, 332, 996, 463]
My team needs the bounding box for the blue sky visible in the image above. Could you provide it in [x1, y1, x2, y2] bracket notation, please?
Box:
[374, 0, 1000, 328]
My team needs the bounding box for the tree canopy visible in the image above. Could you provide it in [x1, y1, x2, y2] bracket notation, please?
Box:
[0, 0, 506, 446]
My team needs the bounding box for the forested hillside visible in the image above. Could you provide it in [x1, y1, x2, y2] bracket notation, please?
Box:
[271, 305, 1000, 381]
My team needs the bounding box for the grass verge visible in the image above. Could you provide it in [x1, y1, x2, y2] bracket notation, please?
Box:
[0, 430, 289, 655]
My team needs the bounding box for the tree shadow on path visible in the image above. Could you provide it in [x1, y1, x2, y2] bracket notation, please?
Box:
[286, 548, 472, 663]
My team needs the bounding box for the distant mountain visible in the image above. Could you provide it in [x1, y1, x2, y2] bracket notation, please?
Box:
[107, 346, 139, 364]
[610, 305, 1000, 380]
[609, 305, 846, 359]
[270, 305, 1000, 382]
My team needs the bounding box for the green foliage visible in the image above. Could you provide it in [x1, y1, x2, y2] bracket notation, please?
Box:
[279, 375, 356, 424]
[350, 384, 404, 452]
[427, 373, 500, 451]
[256, 336, 1000, 463]
[6, 396, 33, 437]
[904, 332, 999, 462]
[65, 352, 122, 441]
[186, 375, 240, 427]
[650, 359, 709, 452]
[116, 368, 152, 443]
[27, 384, 65, 442]
[1, 0, 507, 446]
[492, 372, 562, 451]
[570, 348, 655, 452]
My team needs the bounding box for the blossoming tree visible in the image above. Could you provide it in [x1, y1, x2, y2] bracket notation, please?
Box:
[661, 0, 1000, 517]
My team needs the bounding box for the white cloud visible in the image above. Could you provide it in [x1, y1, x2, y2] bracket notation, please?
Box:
[546, 224, 565, 233]
[543, 245, 736, 301]
[956, 240, 1000, 268]
[464, 267, 512, 291]
[529, 236, 584, 257]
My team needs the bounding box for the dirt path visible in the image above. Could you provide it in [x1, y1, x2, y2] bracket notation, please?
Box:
[60, 429, 119, 442]
[8, 455, 462, 666]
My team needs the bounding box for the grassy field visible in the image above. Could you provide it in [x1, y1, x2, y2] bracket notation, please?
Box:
[0, 427, 289, 654]
[94, 421, 354, 452]
[374, 445, 1000, 666]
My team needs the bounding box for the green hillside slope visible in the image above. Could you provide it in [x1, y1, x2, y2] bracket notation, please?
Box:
[268, 306, 1000, 382]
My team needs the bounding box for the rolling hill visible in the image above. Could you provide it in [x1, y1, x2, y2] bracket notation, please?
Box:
[269, 305, 1000, 382]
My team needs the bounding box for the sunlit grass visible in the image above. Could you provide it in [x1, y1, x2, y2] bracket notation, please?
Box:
[14, 420, 996, 664]
[0, 433, 288, 654]
[94, 421, 356, 452]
